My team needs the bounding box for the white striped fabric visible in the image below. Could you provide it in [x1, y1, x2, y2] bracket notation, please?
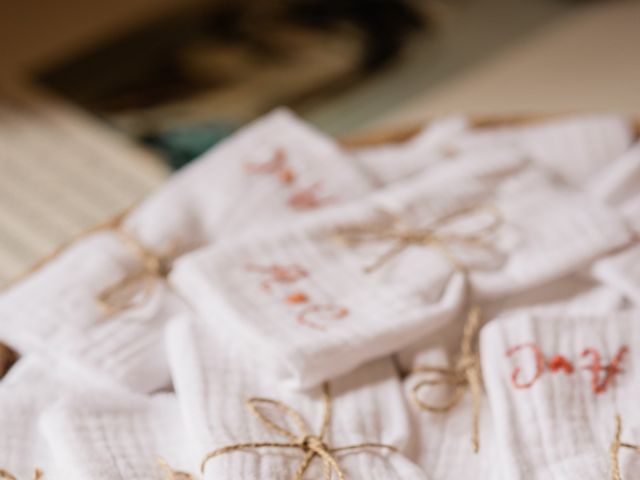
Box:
[166, 317, 427, 480]
[481, 311, 640, 479]
[0, 109, 372, 394]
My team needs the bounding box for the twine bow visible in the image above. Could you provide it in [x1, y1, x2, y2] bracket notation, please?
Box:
[610, 414, 640, 480]
[97, 228, 178, 316]
[411, 307, 483, 453]
[334, 204, 502, 274]
[0, 469, 43, 480]
[201, 383, 396, 480]
[157, 457, 194, 480]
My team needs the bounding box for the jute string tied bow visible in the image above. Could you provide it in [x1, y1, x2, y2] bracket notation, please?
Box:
[411, 307, 483, 453]
[610, 414, 640, 480]
[0, 469, 43, 480]
[335, 204, 498, 454]
[157, 457, 194, 480]
[201, 383, 397, 480]
[97, 227, 179, 316]
[333, 204, 503, 275]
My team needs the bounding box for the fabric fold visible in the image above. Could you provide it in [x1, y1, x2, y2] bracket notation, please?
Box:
[166, 317, 427, 480]
[0, 109, 372, 393]
[171, 158, 629, 388]
[480, 311, 640, 479]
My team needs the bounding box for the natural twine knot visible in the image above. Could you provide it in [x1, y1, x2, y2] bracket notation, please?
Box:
[411, 307, 483, 453]
[298, 434, 328, 453]
[97, 228, 179, 316]
[0, 469, 43, 480]
[610, 414, 640, 480]
[157, 457, 194, 479]
[333, 204, 502, 275]
[201, 383, 397, 480]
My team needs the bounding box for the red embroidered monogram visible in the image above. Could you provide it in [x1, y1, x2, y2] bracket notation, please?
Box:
[581, 346, 628, 394]
[506, 343, 545, 389]
[245, 264, 309, 292]
[286, 292, 309, 304]
[297, 304, 349, 331]
[245, 148, 335, 208]
[288, 182, 335, 210]
[245, 148, 288, 174]
[548, 354, 574, 374]
[505, 344, 628, 393]
[246, 264, 348, 330]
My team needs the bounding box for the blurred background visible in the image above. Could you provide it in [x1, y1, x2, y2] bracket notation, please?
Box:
[0, 0, 639, 285]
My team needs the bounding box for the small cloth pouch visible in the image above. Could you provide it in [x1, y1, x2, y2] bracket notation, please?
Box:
[403, 346, 497, 480]
[353, 116, 468, 185]
[480, 311, 640, 479]
[0, 354, 129, 479]
[443, 114, 634, 188]
[590, 142, 640, 306]
[41, 393, 194, 480]
[166, 317, 427, 480]
[0, 109, 372, 393]
[170, 157, 630, 389]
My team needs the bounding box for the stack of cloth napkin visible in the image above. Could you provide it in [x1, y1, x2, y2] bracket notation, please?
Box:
[1, 110, 640, 479]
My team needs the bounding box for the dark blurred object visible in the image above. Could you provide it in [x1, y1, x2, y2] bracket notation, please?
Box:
[40, 0, 428, 169]
[0, 343, 18, 379]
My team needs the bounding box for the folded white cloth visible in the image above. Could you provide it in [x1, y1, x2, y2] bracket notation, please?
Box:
[0, 353, 130, 479]
[480, 310, 640, 479]
[166, 316, 427, 480]
[170, 157, 629, 388]
[444, 115, 634, 188]
[353, 116, 468, 185]
[41, 393, 195, 480]
[403, 346, 497, 480]
[590, 142, 640, 307]
[0, 109, 372, 393]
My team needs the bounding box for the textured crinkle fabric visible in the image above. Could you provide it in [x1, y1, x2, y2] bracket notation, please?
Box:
[442, 115, 634, 188]
[170, 156, 629, 389]
[353, 116, 469, 185]
[0, 109, 372, 393]
[124, 108, 374, 247]
[166, 317, 427, 480]
[403, 346, 498, 480]
[480, 311, 640, 480]
[167, 159, 509, 389]
[0, 354, 131, 479]
[590, 142, 640, 307]
[0, 112, 638, 479]
[41, 393, 194, 480]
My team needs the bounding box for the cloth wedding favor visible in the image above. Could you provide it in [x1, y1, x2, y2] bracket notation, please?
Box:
[0, 353, 133, 479]
[170, 152, 630, 389]
[166, 317, 426, 480]
[1, 111, 639, 479]
[481, 311, 640, 479]
[0, 109, 372, 394]
[590, 142, 640, 307]
[41, 393, 194, 480]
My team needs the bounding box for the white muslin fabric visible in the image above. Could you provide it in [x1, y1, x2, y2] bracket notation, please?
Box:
[590, 142, 640, 306]
[403, 346, 497, 480]
[0, 354, 130, 479]
[41, 393, 195, 480]
[398, 276, 626, 480]
[481, 311, 640, 479]
[353, 116, 468, 185]
[166, 317, 427, 480]
[443, 115, 634, 188]
[170, 156, 630, 388]
[0, 109, 372, 393]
